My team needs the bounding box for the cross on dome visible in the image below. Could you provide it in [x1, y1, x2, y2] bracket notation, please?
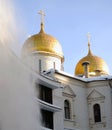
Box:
[87, 32, 91, 46]
[86, 32, 92, 55]
[38, 10, 45, 24]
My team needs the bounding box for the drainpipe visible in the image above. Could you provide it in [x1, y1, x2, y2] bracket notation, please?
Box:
[82, 61, 90, 78]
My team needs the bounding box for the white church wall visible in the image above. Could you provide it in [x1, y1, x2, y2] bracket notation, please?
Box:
[63, 85, 76, 130]
[53, 87, 64, 130]
[54, 73, 90, 130]
[53, 72, 112, 130]
[87, 80, 112, 130]
[23, 53, 62, 73]
[70, 83, 90, 130]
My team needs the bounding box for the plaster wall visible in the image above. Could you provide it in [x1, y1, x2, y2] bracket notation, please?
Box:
[87, 81, 112, 130]
[53, 88, 64, 130]
[23, 53, 62, 72]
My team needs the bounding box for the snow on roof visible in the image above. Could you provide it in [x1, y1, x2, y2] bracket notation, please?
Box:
[46, 69, 112, 82]
[41, 69, 112, 83]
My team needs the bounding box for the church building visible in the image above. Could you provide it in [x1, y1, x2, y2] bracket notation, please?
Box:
[21, 11, 112, 130]
[0, 9, 112, 130]
[22, 11, 112, 130]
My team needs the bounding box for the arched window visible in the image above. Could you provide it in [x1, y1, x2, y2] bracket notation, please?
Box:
[93, 104, 101, 123]
[64, 100, 70, 119]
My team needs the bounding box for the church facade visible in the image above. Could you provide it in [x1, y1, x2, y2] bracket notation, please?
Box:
[21, 13, 112, 130]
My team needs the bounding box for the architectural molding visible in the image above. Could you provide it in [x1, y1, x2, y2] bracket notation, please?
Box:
[87, 89, 105, 102]
[63, 85, 76, 98]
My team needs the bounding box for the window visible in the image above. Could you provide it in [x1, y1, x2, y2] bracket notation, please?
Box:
[93, 104, 101, 123]
[39, 84, 52, 104]
[41, 110, 53, 129]
[64, 100, 70, 119]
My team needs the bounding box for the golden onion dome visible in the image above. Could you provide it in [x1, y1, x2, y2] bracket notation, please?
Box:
[75, 43, 109, 76]
[22, 22, 64, 62]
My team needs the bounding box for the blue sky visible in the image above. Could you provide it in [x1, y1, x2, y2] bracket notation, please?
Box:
[13, 0, 112, 75]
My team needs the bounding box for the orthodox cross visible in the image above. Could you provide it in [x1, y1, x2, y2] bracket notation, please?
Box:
[38, 10, 45, 23]
[87, 32, 91, 44]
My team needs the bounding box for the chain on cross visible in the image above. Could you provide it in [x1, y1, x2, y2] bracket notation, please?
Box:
[38, 10, 45, 23]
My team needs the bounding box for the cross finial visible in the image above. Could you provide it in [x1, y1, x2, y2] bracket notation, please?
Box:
[38, 10, 45, 24]
[87, 32, 91, 44]
[86, 32, 92, 55]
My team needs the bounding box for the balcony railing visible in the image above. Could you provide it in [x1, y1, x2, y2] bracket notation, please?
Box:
[36, 98, 62, 112]
[41, 126, 52, 130]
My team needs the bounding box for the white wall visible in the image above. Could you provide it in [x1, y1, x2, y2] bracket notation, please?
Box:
[53, 88, 64, 130]
[22, 53, 62, 73]
[87, 81, 112, 130]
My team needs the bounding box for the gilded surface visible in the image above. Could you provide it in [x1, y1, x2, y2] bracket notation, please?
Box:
[75, 49, 109, 76]
[22, 23, 64, 62]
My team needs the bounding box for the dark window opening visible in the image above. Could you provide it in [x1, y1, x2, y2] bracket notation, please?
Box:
[39, 84, 52, 104]
[41, 110, 53, 129]
[64, 100, 70, 119]
[93, 104, 101, 123]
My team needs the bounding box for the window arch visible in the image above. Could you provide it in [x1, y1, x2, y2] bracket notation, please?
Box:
[93, 104, 101, 123]
[64, 100, 70, 119]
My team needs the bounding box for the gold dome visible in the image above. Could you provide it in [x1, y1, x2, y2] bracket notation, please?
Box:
[75, 43, 109, 76]
[22, 23, 64, 62]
